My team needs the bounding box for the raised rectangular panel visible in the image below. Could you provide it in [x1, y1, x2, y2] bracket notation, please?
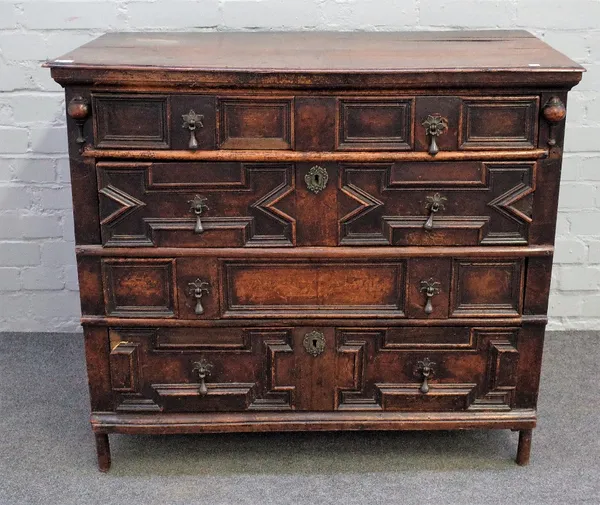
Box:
[93, 94, 170, 149]
[153, 327, 252, 351]
[147, 162, 246, 189]
[222, 260, 406, 317]
[109, 342, 140, 393]
[459, 97, 539, 149]
[450, 260, 524, 317]
[102, 258, 176, 317]
[337, 98, 413, 150]
[389, 161, 486, 187]
[377, 383, 477, 411]
[381, 327, 473, 350]
[218, 98, 293, 149]
[152, 383, 257, 412]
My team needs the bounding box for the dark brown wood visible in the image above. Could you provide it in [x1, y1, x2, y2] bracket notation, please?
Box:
[459, 97, 539, 150]
[82, 148, 548, 162]
[78, 253, 536, 322]
[517, 428, 533, 465]
[76, 245, 555, 258]
[96, 324, 523, 414]
[93, 94, 170, 149]
[48, 30, 582, 470]
[338, 161, 536, 246]
[96, 160, 295, 248]
[81, 316, 548, 328]
[65, 87, 101, 244]
[84, 326, 112, 411]
[46, 31, 583, 89]
[91, 409, 537, 434]
[95, 433, 111, 472]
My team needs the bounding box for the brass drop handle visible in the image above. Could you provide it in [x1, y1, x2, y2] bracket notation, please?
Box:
[414, 358, 435, 394]
[420, 278, 441, 315]
[192, 359, 213, 396]
[188, 195, 209, 234]
[422, 114, 448, 155]
[182, 109, 204, 150]
[424, 193, 447, 230]
[188, 278, 210, 315]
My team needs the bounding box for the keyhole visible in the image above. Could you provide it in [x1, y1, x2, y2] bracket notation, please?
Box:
[312, 338, 318, 348]
[314, 174, 320, 185]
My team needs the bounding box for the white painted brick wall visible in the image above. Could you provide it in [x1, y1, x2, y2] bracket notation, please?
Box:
[0, 0, 598, 332]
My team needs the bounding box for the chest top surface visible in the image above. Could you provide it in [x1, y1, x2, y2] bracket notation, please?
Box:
[46, 30, 584, 88]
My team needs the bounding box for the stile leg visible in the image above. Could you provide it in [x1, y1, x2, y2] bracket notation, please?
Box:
[516, 429, 532, 466]
[95, 433, 111, 472]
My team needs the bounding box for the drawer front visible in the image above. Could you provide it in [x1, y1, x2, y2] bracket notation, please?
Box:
[81, 255, 524, 320]
[97, 161, 296, 247]
[97, 160, 536, 248]
[106, 325, 521, 413]
[336, 326, 521, 412]
[90, 93, 539, 153]
[334, 95, 539, 152]
[339, 161, 536, 246]
[92, 93, 293, 151]
[107, 326, 296, 412]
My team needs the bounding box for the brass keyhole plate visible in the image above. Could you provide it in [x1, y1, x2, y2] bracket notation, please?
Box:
[305, 165, 329, 194]
[303, 330, 326, 356]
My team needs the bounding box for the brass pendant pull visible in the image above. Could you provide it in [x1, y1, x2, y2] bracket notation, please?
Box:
[192, 359, 213, 396]
[542, 97, 566, 147]
[188, 278, 210, 315]
[303, 330, 326, 356]
[67, 96, 90, 147]
[422, 114, 448, 155]
[423, 193, 447, 230]
[420, 278, 441, 315]
[182, 109, 204, 150]
[414, 358, 435, 394]
[188, 195, 209, 234]
[305, 165, 329, 194]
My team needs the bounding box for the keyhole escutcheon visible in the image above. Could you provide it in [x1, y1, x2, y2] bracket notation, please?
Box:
[303, 330, 326, 356]
[305, 165, 329, 194]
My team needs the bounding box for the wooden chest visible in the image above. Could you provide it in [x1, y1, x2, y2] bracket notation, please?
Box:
[46, 31, 583, 471]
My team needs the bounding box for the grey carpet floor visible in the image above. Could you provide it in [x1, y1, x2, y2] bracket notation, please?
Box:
[0, 332, 599, 505]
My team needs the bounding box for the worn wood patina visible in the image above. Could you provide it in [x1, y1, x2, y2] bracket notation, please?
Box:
[46, 30, 583, 471]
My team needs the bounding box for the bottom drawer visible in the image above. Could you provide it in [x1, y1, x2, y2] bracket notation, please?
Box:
[106, 325, 523, 413]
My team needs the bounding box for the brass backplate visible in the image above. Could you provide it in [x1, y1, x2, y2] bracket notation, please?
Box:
[303, 330, 326, 356]
[304, 165, 329, 194]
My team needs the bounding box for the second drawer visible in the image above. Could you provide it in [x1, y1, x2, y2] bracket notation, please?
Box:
[80, 255, 525, 320]
[96, 160, 538, 248]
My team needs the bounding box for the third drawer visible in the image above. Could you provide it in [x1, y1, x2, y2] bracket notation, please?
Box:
[79, 254, 529, 320]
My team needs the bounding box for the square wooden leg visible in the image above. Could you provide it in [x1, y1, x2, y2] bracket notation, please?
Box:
[95, 433, 111, 472]
[516, 429, 532, 466]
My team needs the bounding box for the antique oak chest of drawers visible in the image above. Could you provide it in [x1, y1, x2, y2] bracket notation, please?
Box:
[47, 31, 583, 471]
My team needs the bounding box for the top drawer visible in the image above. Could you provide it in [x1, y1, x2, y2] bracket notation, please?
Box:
[90, 94, 540, 152]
